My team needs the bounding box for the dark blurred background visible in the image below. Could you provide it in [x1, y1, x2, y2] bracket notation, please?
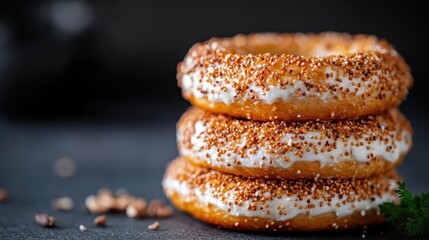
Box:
[1, 1, 429, 238]
[0, 0, 427, 120]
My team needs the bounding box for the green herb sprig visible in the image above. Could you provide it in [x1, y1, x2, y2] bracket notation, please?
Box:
[379, 181, 429, 236]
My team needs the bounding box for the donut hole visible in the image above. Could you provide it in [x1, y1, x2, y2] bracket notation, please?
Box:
[223, 33, 380, 57]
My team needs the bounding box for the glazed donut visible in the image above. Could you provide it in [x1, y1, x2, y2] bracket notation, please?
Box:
[177, 107, 412, 179]
[177, 32, 412, 121]
[163, 157, 399, 231]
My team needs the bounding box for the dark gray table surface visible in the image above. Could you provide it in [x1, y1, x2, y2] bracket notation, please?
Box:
[1, 106, 428, 239]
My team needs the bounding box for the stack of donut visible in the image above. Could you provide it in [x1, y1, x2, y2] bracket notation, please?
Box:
[163, 33, 413, 231]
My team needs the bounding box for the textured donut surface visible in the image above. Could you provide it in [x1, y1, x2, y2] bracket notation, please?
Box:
[177, 107, 412, 179]
[178, 32, 413, 121]
[163, 157, 399, 231]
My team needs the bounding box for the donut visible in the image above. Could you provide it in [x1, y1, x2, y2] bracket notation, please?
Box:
[163, 157, 399, 231]
[177, 32, 412, 121]
[177, 107, 412, 179]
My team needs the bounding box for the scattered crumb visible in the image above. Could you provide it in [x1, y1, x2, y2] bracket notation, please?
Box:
[84, 188, 173, 219]
[54, 157, 76, 178]
[79, 224, 87, 232]
[93, 215, 107, 227]
[52, 196, 74, 211]
[116, 194, 135, 211]
[34, 213, 56, 228]
[148, 221, 160, 231]
[0, 188, 8, 203]
[85, 195, 105, 213]
[147, 199, 173, 218]
[97, 189, 116, 211]
[126, 205, 138, 218]
[155, 205, 174, 218]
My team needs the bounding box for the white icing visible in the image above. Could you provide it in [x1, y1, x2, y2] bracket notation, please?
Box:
[181, 67, 379, 105]
[163, 177, 190, 196]
[178, 120, 411, 169]
[181, 72, 236, 105]
[163, 177, 396, 220]
[177, 121, 411, 168]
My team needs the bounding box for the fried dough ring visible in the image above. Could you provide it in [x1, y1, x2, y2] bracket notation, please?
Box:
[177, 107, 412, 179]
[178, 32, 412, 121]
[163, 157, 399, 231]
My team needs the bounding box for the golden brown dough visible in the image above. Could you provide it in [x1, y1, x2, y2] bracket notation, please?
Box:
[163, 157, 399, 231]
[177, 107, 412, 179]
[177, 33, 412, 121]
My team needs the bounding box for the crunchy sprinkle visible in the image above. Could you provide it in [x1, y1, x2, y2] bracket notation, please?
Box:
[178, 107, 412, 165]
[148, 221, 160, 231]
[165, 158, 398, 217]
[177, 33, 412, 120]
